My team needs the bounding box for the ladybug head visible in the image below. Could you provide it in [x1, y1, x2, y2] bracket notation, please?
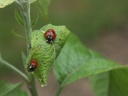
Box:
[27, 65, 36, 72]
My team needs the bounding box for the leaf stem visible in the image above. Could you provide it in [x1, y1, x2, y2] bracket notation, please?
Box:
[0, 54, 29, 81]
[55, 86, 63, 96]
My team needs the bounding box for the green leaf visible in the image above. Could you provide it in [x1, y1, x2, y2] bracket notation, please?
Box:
[14, 10, 24, 26]
[53, 34, 122, 87]
[19, 91, 28, 96]
[12, 29, 26, 40]
[89, 66, 128, 96]
[31, 14, 39, 26]
[37, 0, 51, 16]
[21, 52, 26, 68]
[21, 52, 29, 75]
[21, 52, 30, 78]
[30, 0, 36, 3]
[26, 24, 70, 87]
[0, 53, 2, 61]
[0, 80, 27, 96]
[0, 0, 14, 8]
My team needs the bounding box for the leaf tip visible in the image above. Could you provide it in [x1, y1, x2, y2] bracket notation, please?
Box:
[40, 79, 47, 87]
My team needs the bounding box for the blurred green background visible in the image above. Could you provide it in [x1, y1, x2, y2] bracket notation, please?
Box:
[0, 0, 128, 95]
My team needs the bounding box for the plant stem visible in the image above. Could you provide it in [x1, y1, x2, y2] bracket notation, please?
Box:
[55, 86, 63, 96]
[27, 75, 38, 96]
[21, 0, 32, 54]
[0, 56, 29, 81]
[18, 0, 38, 96]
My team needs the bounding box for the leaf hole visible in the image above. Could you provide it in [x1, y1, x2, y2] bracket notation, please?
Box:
[59, 38, 61, 41]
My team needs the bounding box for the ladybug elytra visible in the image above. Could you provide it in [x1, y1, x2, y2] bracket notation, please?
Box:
[27, 59, 38, 72]
[44, 29, 56, 43]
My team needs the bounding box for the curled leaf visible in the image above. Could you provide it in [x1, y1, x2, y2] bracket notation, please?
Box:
[26, 24, 70, 87]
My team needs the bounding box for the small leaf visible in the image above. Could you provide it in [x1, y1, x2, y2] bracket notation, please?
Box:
[0, 80, 27, 96]
[31, 14, 39, 26]
[15, 10, 24, 26]
[0, 0, 14, 8]
[0, 53, 2, 61]
[89, 66, 128, 96]
[21, 52, 30, 79]
[37, 0, 51, 16]
[21, 52, 29, 75]
[30, 0, 36, 3]
[12, 29, 26, 40]
[21, 52, 26, 68]
[53, 34, 122, 87]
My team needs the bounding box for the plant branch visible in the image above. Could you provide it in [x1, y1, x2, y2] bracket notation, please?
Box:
[20, 0, 32, 54]
[14, 0, 22, 8]
[0, 54, 29, 81]
[18, 0, 38, 96]
[27, 75, 38, 96]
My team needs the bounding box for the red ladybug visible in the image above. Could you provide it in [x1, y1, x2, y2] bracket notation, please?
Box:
[44, 29, 56, 43]
[27, 59, 38, 72]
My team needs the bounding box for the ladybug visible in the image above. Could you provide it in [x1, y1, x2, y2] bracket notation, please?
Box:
[27, 59, 38, 72]
[44, 29, 56, 43]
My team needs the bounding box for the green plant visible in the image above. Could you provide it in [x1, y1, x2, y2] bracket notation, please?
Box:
[0, 0, 128, 96]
